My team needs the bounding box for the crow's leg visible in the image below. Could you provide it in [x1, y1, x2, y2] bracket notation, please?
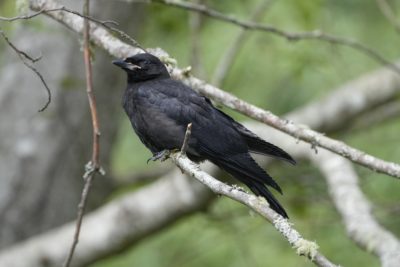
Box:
[147, 149, 171, 163]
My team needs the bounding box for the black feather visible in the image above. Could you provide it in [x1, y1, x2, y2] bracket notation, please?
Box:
[247, 180, 289, 218]
[243, 135, 296, 165]
[114, 53, 294, 218]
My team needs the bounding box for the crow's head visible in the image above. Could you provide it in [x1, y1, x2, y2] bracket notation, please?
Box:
[113, 53, 170, 82]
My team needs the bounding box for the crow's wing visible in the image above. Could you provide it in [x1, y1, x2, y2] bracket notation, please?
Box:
[211, 108, 296, 164]
[134, 79, 246, 155]
[134, 80, 288, 217]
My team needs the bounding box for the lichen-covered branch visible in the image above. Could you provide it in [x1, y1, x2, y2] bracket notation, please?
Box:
[170, 152, 338, 267]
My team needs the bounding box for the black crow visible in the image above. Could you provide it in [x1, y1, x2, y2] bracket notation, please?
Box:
[113, 53, 295, 218]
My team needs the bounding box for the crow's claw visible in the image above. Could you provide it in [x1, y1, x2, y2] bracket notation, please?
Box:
[147, 149, 170, 164]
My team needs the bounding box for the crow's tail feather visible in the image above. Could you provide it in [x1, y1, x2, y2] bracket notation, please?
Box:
[211, 153, 288, 218]
[244, 135, 296, 165]
[247, 180, 288, 218]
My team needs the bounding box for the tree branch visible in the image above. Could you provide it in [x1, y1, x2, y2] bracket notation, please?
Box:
[0, 170, 214, 267]
[347, 101, 400, 133]
[308, 150, 400, 267]
[0, 6, 145, 51]
[29, 0, 400, 179]
[63, 1, 102, 266]
[286, 65, 400, 132]
[0, 7, 62, 21]
[245, 123, 400, 267]
[128, 0, 400, 76]
[177, 69, 400, 179]
[180, 123, 192, 154]
[170, 153, 338, 267]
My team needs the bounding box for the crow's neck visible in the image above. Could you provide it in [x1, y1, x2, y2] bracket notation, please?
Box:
[127, 73, 170, 84]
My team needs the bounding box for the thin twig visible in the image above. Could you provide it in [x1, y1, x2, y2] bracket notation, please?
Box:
[62, 168, 94, 267]
[1, 5, 145, 52]
[0, 28, 51, 111]
[130, 0, 400, 76]
[62, 0, 102, 266]
[48, 6, 146, 51]
[0, 7, 62, 21]
[376, 0, 400, 34]
[181, 123, 192, 154]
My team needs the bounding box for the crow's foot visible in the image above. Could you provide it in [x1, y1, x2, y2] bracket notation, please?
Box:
[147, 150, 171, 164]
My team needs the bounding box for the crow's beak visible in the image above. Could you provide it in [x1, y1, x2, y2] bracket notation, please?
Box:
[112, 59, 141, 70]
[112, 59, 126, 68]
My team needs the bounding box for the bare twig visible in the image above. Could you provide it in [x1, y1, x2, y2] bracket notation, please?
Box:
[62, 167, 94, 267]
[62, 1, 102, 266]
[49, 6, 146, 51]
[29, 0, 400, 179]
[0, 28, 51, 112]
[129, 0, 400, 76]
[0, 5, 145, 51]
[170, 153, 338, 267]
[212, 0, 273, 86]
[0, 7, 61, 21]
[180, 123, 192, 154]
[376, 0, 400, 33]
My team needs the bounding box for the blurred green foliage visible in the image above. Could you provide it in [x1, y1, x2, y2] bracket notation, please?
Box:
[2, 0, 399, 266]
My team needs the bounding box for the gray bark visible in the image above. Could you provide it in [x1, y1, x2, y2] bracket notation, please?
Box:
[0, 1, 142, 248]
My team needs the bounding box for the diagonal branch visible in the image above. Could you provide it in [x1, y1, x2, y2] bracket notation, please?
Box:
[63, 1, 103, 266]
[0, 7, 62, 21]
[0, 6, 145, 51]
[178, 73, 400, 179]
[170, 152, 338, 267]
[0, 170, 214, 267]
[308, 150, 400, 267]
[29, 0, 400, 179]
[246, 123, 400, 267]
